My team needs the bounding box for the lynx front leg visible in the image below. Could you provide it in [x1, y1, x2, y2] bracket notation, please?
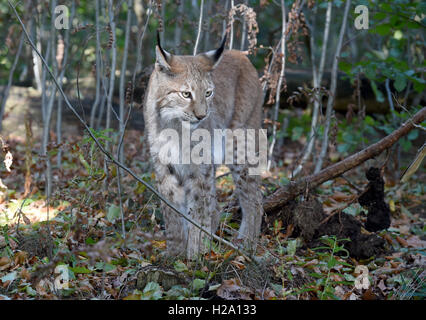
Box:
[231, 165, 264, 251]
[157, 166, 187, 257]
[185, 166, 219, 258]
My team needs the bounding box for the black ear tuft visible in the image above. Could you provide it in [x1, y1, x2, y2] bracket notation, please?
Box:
[201, 34, 227, 69]
[157, 30, 168, 62]
[214, 34, 227, 61]
[155, 30, 173, 72]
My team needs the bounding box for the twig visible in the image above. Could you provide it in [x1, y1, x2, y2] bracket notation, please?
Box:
[393, 95, 426, 132]
[340, 175, 362, 193]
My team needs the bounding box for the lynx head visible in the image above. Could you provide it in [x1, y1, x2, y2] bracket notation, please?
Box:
[152, 33, 226, 125]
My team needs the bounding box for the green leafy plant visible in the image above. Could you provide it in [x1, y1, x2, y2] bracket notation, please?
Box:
[306, 236, 354, 300]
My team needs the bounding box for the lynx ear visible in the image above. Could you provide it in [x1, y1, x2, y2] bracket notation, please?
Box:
[202, 34, 227, 69]
[155, 31, 172, 72]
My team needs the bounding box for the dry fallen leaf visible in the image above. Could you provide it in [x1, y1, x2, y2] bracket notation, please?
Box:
[4, 151, 13, 172]
[14, 251, 28, 265]
[382, 233, 394, 245]
[217, 278, 253, 300]
[362, 288, 377, 300]
[0, 257, 11, 271]
[230, 256, 246, 270]
[396, 236, 408, 247]
[20, 268, 31, 281]
[377, 279, 387, 293]
[0, 235, 6, 248]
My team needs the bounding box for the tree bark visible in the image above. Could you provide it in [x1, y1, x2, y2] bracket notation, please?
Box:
[264, 107, 426, 213]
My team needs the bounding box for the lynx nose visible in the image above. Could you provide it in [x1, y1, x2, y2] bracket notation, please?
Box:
[195, 113, 206, 120]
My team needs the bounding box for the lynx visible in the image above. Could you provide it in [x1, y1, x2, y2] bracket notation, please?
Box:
[143, 35, 264, 258]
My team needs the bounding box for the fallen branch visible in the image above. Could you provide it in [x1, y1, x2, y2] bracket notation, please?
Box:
[264, 107, 426, 213]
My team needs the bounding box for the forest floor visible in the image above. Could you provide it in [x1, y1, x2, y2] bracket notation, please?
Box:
[0, 86, 425, 300]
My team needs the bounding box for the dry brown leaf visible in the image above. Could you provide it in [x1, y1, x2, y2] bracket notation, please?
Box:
[217, 278, 253, 300]
[362, 288, 378, 300]
[396, 236, 408, 247]
[230, 256, 246, 270]
[0, 256, 11, 271]
[20, 268, 31, 281]
[0, 235, 5, 248]
[382, 233, 394, 245]
[22, 213, 31, 225]
[14, 251, 28, 265]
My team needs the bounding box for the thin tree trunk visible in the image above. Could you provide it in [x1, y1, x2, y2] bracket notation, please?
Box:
[267, 0, 287, 171]
[115, 0, 133, 237]
[385, 78, 400, 177]
[193, 0, 204, 55]
[174, 0, 185, 53]
[314, 0, 351, 173]
[160, 0, 165, 44]
[105, 0, 117, 150]
[240, 0, 248, 51]
[0, 32, 24, 131]
[103, 0, 117, 191]
[118, 0, 132, 162]
[31, 19, 43, 93]
[229, 0, 235, 50]
[42, 0, 58, 199]
[222, 0, 229, 38]
[56, 1, 75, 168]
[203, 0, 212, 51]
[293, 1, 332, 176]
[90, 0, 102, 129]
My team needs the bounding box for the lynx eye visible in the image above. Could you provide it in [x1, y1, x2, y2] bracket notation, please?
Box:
[180, 91, 192, 99]
[205, 90, 213, 98]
